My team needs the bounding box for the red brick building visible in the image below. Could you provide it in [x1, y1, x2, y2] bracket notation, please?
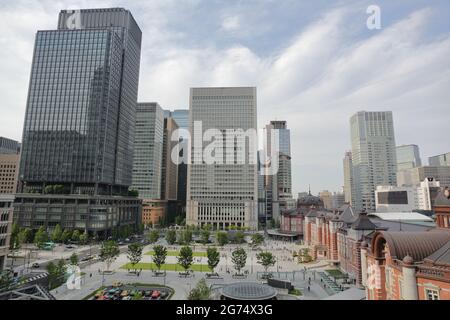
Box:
[364, 189, 450, 300]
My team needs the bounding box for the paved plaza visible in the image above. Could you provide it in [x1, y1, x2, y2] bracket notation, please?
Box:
[47, 239, 340, 300]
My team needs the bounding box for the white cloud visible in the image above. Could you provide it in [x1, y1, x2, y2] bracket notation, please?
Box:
[1, 2, 449, 195]
[221, 15, 240, 32]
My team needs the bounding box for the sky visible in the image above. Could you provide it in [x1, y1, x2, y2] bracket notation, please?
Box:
[1, 0, 449, 196]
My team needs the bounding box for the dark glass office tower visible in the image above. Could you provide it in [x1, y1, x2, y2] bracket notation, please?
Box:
[15, 8, 142, 237]
[19, 8, 142, 194]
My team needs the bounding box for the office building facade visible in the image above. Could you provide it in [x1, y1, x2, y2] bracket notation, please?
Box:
[14, 8, 142, 236]
[265, 121, 293, 222]
[429, 152, 450, 167]
[160, 117, 179, 200]
[375, 177, 441, 212]
[131, 103, 164, 199]
[350, 111, 397, 212]
[397, 166, 450, 188]
[397, 144, 422, 171]
[0, 195, 14, 271]
[186, 87, 258, 230]
[0, 154, 20, 194]
[0, 137, 20, 155]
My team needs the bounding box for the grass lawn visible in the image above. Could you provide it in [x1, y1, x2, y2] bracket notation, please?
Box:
[145, 250, 207, 257]
[325, 269, 346, 279]
[121, 262, 212, 272]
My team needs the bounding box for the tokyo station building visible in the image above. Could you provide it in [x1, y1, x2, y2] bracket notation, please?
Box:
[364, 189, 450, 300]
[300, 188, 450, 299]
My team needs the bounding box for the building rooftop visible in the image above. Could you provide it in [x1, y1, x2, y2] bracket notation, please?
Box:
[369, 212, 434, 222]
[376, 231, 450, 262]
[424, 240, 450, 267]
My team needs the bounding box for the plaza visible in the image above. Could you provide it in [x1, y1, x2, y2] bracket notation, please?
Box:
[42, 237, 352, 300]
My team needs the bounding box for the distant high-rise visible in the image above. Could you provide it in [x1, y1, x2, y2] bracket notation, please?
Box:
[0, 154, 20, 194]
[0, 137, 20, 155]
[15, 8, 142, 236]
[397, 144, 422, 171]
[343, 151, 353, 204]
[319, 190, 333, 209]
[132, 103, 164, 199]
[350, 111, 397, 212]
[429, 152, 450, 167]
[160, 117, 179, 200]
[265, 120, 293, 222]
[186, 87, 258, 230]
[164, 109, 189, 207]
[164, 110, 189, 138]
[397, 166, 450, 188]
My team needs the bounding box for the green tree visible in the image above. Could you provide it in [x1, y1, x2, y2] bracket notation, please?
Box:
[148, 229, 160, 244]
[152, 245, 167, 272]
[175, 215, 184, 226]
[206, 247, 220, 275]
[200, 228, 210, 244]
[251, 233, 264, 247]
[187, 279, 212, 300]
[71, 230, 81, 242]
[34, 226, 49, 248]
[51, 224, 62, 243]
[99, 240, 120, 271]
[60, 229, 72, 244]
[22, 228, 33, 243]
[234, 231, 245, 244]
[47, 259, 67, 290]
[165, 229, 176, 245]
[178, 229, 192, 245]
[127, 243, 143, 272]
[216, 231, 228, 246]
[256, 251, 276, 275]
[79, 232, 89, 245]
[231, 247, 247, 275]
[69, 252, 79, 266]
[177, 246, 193, 273]
[9, 223, 20, 250]
[9, 224, 22, 267]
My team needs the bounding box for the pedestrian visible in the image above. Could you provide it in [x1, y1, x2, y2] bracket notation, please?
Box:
[307, 286, 310, 292]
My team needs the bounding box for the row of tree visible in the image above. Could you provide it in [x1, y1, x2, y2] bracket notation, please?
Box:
[146, 228, 265, 247]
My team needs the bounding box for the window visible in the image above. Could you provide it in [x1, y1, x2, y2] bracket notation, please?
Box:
[425, 288, 439, 300]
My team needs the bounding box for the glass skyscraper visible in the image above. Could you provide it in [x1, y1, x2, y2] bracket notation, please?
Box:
[396, 144, 422, 171]
[19, 8, 142, 194]
[15, 8, 142, 237]
[264, 121, 293, 222]
[350, 111, 397, 212]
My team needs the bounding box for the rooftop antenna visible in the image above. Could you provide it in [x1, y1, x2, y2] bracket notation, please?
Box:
[308, 184, 311, 195]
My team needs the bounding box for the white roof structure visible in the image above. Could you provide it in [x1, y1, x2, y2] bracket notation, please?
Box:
[369, 212, 433, 222]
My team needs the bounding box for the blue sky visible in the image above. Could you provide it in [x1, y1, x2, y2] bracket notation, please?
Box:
[1, 0, 449, 195]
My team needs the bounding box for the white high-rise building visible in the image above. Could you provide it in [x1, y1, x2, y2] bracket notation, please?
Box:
[350, 111, 397, 212]
[186, 87, 258, 230]
[131, 103, 164, 199]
